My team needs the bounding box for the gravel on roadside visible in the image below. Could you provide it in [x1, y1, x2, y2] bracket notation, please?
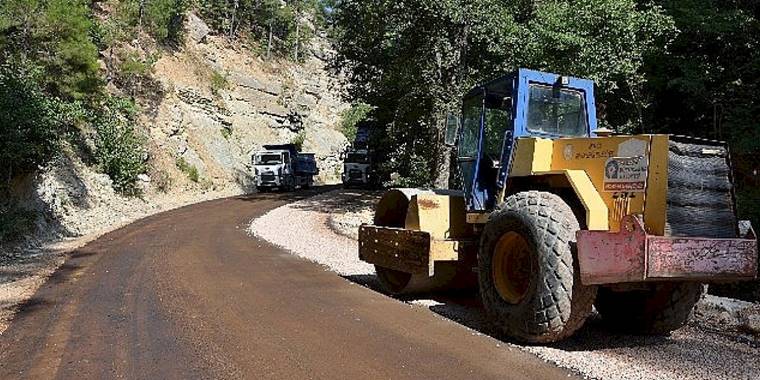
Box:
[249, 188, 760, 380]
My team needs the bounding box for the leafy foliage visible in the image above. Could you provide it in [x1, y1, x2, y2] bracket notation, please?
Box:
[0, 203, 36, 243]
[291, 131, 306, 150]
[332, 0, 672, 186]
[92, 97, 148, 195]
[340, 103, 372, 142]
[197, 0, 325, 60]
[176, 157, 200, 183]
[115, 50, 159, 96]
[210, 69, 228, 95]
[115, 0, 190, 44]
[0, 61, 65, 183]
[0, 0, 101, 100]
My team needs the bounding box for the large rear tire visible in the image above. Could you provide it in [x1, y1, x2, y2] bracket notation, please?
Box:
[595, 283, 704, 334]
[479, 191, 597, 343]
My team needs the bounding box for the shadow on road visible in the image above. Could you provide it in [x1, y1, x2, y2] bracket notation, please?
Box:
[290, 189, 383, 215]
[234, 184, 342, 204]
[341, 271, 757, 355]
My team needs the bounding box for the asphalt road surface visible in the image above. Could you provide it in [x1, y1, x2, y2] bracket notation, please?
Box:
[0, 189, 575, 379]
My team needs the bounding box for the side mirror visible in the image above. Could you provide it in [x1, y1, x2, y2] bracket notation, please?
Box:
[444, 113, 460, 147]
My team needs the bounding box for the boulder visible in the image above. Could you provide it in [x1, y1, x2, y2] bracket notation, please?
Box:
[741, 312, 760, 334]
[295, 93, 318, 109]
[187, 13, 211, 43]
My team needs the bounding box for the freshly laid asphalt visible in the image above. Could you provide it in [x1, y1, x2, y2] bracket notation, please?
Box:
[0, 188, 576, 379]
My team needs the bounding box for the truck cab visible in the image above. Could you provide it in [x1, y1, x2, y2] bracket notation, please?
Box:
[253, 149, 291, 190]
[342, 149, 373, 188]
[253, 144, 318, 192]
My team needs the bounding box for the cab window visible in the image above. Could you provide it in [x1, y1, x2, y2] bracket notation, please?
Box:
[483, 94, 511, 158]
[526, 84, 588, 137]
[458, 96, 483, 159]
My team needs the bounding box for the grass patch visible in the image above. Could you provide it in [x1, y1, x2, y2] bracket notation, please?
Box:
[210, 70, 228, 95]
[176, 157, 200, 183]
[221, 126, 233, 140]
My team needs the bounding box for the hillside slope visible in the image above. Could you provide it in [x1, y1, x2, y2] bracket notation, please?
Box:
[6, 13, 348, 245]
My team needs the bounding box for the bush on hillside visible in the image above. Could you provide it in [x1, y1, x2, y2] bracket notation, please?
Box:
[291, 131, 306, 150]
[0, 62, 64, 186]
[92, 97, 148, 195]
[176, 158, 200, 183]
[115, 0, 190, 45]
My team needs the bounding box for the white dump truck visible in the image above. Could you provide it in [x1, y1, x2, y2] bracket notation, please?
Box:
[253, 144, 319, 192]
[342, 149, 373, 188]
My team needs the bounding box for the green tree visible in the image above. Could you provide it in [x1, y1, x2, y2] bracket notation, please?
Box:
[340, 103, 372, 142]
[0, 0, 102, 100]
[116, 0, 190, 44]
[644, 0, 760, 229]
[0, 61, 64, 183]
[197, 0, 322, 60]
[332, 0, 672, 186]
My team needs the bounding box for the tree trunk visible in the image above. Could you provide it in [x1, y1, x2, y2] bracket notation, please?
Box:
[433, 113, 452, 189]
[267, 20, 273, 60]
[294, 16, 300, 62]
[229, 0, 239, 38]
[433, 23, 469, 189]
[139, 0, 146, 29]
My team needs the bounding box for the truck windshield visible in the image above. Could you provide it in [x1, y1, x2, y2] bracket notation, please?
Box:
[526, 84, 588, 137]
[256, 154, 282, 165]
[345, 153, 369, 164]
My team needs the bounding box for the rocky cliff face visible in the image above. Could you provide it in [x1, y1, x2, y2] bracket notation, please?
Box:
[11, 13, 349, 243]
[151, 14, 348, 190]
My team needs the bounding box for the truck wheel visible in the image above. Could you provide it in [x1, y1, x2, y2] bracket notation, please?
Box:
[284, 178, 295, 192]
[479, 191, 597, 343]
[595, 283, 704, 334]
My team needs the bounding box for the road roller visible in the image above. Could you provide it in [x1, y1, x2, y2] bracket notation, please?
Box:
[358, 69, 758, 343]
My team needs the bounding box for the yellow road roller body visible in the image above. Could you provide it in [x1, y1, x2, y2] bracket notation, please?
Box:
[358, 69, 757, 343]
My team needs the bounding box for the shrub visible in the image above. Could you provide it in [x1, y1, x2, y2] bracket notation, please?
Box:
[152, 169, 173, 193]
[92, 97, 148, 195]
[176, 157, 200, 183]
[340, 103, 372, 142]
[117, 0, 190, 45]
[291, 131, 306, 150]
[210, 69, 228, 95]
[116, 51, 158, 96]
[0, 61, 64, 184]
[220, 126, 233, 139]
[197, 0, 318, 60]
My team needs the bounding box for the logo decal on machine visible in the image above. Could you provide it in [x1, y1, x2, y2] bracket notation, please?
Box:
[603, 156, 648, 192]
